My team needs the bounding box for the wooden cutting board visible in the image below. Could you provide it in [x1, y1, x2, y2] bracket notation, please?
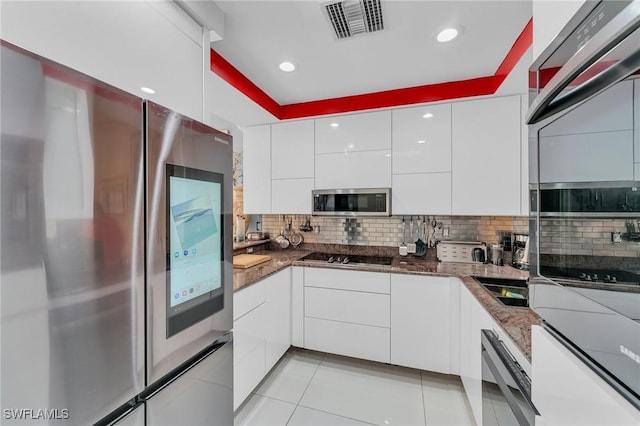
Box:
[233, 254, 272, 269]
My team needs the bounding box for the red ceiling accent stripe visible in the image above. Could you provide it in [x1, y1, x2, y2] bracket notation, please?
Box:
[209, 18, 534, 120]
[279, 76, 495, 119]
[492, 18, 533, 91]
[209, 48, 282, 118]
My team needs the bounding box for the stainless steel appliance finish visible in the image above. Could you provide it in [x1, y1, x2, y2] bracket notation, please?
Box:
[145, 101, 233, 384]
[511, 233, 529, 270]
[436, 241, 487, 263]
[481, 330, 538, 425]
[527, 0, 640, 408]
[1, 42, 233, 425]
[312, 188, 391, 216]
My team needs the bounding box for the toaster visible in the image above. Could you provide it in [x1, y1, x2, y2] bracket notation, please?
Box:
[436, 241, 487, 263]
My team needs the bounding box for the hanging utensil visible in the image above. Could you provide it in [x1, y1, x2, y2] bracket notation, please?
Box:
[407, 216, 417, 254]
[399, 216, 408, 256]
[414, 215, 427, 257]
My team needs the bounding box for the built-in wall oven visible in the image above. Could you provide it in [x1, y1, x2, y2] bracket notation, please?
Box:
[527, 0, 640, 409]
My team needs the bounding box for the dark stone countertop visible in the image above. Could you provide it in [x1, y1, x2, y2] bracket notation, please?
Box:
[233, 248, 540, 361]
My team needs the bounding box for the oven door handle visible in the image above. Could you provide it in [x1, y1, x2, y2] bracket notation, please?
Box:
[526, 1, 640, 125]
[481, 330, 539, 426]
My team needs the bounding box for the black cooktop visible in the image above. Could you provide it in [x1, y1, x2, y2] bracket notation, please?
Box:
[300, 252, 393, 266]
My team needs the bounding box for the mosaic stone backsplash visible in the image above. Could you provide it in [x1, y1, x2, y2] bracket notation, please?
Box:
[261, 214, 529, 247]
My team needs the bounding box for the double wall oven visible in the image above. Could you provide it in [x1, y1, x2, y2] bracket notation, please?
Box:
[527, 0, 640, 409]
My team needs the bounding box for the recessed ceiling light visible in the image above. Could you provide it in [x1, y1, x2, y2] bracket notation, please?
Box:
[418, 140, 426, 144]
[385, 153, 392, 157]
[422, 113, 434, 119]
[141, 87, 155, 94]
[279, 61, 296, 72]
[437, 26, 462, 43]
[348, 144, 355, 148]
[330, 122, 339, 128]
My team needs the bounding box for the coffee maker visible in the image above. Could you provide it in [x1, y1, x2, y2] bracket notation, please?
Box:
[511, 233, 529, 270]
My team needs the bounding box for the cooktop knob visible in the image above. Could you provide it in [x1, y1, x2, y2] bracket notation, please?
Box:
[342, 257, 350, 264]
[592, 273, 599, 281]
[611, 276, 617, 283]
[579, 273, 587, 280]
[328, 256, 335, 263]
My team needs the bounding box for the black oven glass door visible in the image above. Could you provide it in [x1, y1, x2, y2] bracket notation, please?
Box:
[481, 330, 537, 426]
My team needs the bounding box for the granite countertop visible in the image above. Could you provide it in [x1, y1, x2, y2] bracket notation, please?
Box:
[232, 248, 540, 360]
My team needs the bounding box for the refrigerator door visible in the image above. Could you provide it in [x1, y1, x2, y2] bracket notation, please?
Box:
[0, 44, 145, 424]
[146, 340, 233, 426]
[145, 102, 233, 383]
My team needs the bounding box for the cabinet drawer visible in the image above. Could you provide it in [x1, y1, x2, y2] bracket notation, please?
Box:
[233, 302, 266, 364]
[305, 287, 390, 327]
[233, 280, 266, 321]
[304, 268, 390, 294]
[304, 317, 390, 363]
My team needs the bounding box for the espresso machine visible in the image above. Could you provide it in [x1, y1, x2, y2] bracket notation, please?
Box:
[511, 233, 529, 270]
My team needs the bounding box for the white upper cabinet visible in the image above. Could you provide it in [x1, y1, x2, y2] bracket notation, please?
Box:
[392, 173, 451, 215]
[271, 178, 314, 214]
[271, 120, 315, 179]
[243, 125, 271, 214]
[315, 150, 392, 189]
[452, 96, 522, 216]
[315, 111, 391, 153]
[392, 104, 452, 174]
[540, 80, 633, 137]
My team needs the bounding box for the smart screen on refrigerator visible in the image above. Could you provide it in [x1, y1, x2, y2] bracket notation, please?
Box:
[166, 164, 224, 337]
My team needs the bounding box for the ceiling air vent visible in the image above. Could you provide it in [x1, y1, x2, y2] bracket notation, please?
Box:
[324, 0, 384, 40]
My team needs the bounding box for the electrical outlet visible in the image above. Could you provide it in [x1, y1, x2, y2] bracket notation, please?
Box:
[443, 227, 450, 238]
[612, 231, 622, 244]
[247, 247, 254, 253]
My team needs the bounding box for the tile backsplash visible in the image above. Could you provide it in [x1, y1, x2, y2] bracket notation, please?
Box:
[261, 215, 528, 247]
[539, 218, 640, 257]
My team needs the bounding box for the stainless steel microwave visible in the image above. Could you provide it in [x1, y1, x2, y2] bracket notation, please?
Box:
[312, 188, 391, 216]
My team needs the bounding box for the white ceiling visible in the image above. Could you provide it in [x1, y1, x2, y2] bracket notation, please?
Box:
[212, 0, 532, 106]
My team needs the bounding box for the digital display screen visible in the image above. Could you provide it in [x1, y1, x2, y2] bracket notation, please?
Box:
[166, 165, 224, 336]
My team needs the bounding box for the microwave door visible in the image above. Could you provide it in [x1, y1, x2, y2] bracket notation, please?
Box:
[527, 1, 640, 125]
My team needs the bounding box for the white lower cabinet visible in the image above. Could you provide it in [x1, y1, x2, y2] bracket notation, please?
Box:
[233, 281, 266, 411]
[264, 269, 292, 371]
[305, 317, 391, 364]
[291, 267, 304, 347]
[458, 281, 494, 426]
[532, 326, 639, 426]
[233, 270, 291, 410]
[303, 268, 391, 363]
[390, 274, 458, 374]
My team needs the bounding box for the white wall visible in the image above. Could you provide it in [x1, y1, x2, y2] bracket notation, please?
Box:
[532, 0, 586, 61]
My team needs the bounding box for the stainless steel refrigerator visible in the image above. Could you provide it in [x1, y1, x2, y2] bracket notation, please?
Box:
[0, 41, 233, 425]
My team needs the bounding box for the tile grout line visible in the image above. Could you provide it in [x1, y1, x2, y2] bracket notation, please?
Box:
[420, 370, 428, 426]
[293, 403, 378, 426]
[284, 351, 326, 425]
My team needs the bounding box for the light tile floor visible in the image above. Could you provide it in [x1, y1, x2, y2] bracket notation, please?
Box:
[234, 348, 476, 426]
